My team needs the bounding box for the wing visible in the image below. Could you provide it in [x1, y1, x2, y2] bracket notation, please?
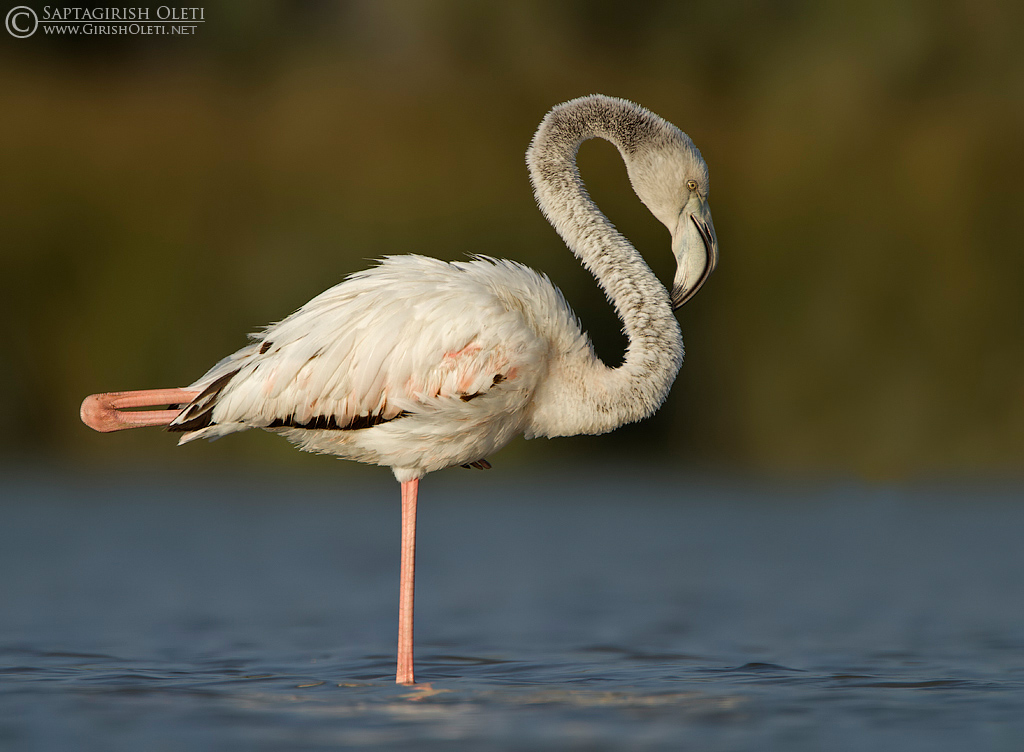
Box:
[169, 256, 551, 443]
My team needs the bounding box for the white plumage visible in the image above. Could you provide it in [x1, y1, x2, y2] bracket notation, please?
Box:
[80, 94, 718, 685]
[175, 255, 583, 482]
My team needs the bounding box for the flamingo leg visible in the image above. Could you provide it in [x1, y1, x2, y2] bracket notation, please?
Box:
[80, 389, 200, 432]
[396, 478, 419, 684]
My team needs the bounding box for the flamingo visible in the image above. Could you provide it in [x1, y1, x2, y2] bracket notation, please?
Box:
[80, 94, 718, 685]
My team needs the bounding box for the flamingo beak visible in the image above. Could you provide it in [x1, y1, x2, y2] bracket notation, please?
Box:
[670, 197, 718, 310]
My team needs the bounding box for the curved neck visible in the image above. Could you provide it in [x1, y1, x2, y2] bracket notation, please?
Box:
[526, 96, 683, 432]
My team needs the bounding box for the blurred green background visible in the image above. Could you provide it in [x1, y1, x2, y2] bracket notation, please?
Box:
[2, 0, 1022, 480]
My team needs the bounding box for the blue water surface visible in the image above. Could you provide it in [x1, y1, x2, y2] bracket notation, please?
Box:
[0, 469, 1022, 750]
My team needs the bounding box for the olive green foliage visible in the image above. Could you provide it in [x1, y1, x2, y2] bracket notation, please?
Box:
[2, 1, 1021, 477]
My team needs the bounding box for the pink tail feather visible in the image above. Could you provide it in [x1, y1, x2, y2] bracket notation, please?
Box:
[80, 389, 200, 433]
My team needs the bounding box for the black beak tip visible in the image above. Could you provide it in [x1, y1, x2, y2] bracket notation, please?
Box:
[670, 286, 694, 311]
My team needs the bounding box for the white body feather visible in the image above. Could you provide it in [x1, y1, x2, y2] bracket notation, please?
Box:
[173, 255, 602, 482]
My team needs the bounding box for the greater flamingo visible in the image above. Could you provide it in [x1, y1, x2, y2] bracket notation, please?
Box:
[80, 95, 718, 684]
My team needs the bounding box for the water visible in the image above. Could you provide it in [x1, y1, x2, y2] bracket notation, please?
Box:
[1, 470, 1022, 750]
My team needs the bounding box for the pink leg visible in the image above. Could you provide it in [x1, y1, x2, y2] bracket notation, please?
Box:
[80, 389, 200, 432]
[396, 478, 419, 684]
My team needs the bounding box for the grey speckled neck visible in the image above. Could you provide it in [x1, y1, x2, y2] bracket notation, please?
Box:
[525, 95, 687, 434]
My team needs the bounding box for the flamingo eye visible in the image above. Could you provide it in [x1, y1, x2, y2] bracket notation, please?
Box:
[686, 180, 698, 191]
